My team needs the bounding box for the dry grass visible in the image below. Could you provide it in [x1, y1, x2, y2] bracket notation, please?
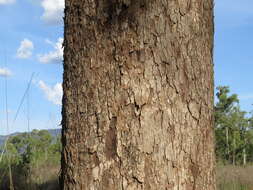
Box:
[217, 165, 253, 190]
[31, 162, 60, 187]
[0, 162, 60, 190]
[3, 162, 253, 189]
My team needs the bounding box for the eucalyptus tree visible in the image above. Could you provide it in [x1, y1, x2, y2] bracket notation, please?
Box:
[61, 0, 215, 189]
[215, 86, 238, 162]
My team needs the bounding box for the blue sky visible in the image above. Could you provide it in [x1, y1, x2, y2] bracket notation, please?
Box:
[214, 0, 253, 113]
[0, 0, 253, 135]
[0, 0, 64, 135]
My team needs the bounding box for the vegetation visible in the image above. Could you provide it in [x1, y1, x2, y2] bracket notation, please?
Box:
[217, 165, 253, 190]
[0, 130, 61, 190]
[215, 86, 253, 165]
[215, 86, 253, 190]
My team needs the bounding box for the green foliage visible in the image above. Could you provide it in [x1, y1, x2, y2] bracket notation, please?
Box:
[0, 129, 61, 189]
[215, 86, 253, 165]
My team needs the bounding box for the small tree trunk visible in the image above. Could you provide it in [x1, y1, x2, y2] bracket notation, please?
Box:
[243, 135, 247, 166]
[232, 136, 236, 165]
[226, 127, 229, 162]
[243, 147, 246, 166]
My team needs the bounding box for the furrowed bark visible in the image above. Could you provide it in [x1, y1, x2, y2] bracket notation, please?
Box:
[61, 0, 215, 189]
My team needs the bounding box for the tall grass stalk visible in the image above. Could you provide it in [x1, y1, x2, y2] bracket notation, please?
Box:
[217, 165, 253, 190]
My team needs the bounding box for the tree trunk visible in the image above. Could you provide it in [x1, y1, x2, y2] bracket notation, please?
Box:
[243, 131, 247, 166]
[232, 136, 236, 165]
[61, 0, 215, 189]
[243, 147, 246, 166]
[226, 127, 229, 161]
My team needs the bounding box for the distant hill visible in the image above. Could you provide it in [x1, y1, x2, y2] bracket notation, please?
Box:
[0, 128, 61, 146]
[47, 128, 61, 137]
[0, 132, 21, 146]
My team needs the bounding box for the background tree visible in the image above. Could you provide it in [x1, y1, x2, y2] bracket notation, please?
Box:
[61, 0, 215, 189]
[214, 86, 253, 165]
[0, 130, 61, 189]
[215, 86, 239, 162]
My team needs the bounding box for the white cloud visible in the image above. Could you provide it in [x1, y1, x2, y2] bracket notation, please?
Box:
[17, 39, 34, 59]
[38, 80, 63, 105]
[0, 68, 12, 77]
[0, 0, 15, 5]
[38, 38, 63, 64]
[41, 0, 64, 25]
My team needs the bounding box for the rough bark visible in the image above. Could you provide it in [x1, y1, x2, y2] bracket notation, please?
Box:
[61, 0, 215, 189]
